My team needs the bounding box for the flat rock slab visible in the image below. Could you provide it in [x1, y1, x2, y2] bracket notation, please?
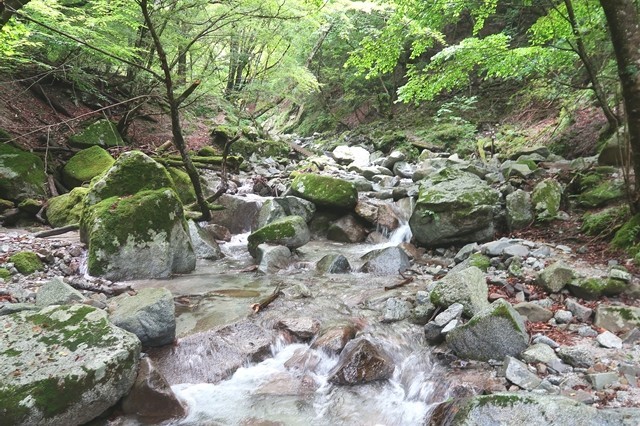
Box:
[0, 304, 141, 425]
[147, 319, 275, 385]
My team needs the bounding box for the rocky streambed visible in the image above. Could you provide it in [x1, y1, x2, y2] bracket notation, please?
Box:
[2, 137, 640, 425]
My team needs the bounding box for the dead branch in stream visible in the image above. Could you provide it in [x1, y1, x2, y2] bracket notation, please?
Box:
[34, 224, 79, 238]
[251, 285, 282, 314]
[65, 277, 133, 296]
[384, 275, 414, 291]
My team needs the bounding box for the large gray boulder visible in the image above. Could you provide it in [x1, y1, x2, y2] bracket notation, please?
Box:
[360, 246, 410, 275]
[440, 393, 640, 425]
[430, 266, 489, 317]
[187, 220, 224, 260]
[409, 170, 499, 247]
[256, 196, 316, 228]
[80, 189, 195, 280]
[446, 299, 528, 361]
[109, 287, 176, 347]
[209, 193, 265, 233]
[247, 215, 310, 258]
[62, 145, 115, 188]
[0, 304, 140, 425]
[327, 339, 393, 385]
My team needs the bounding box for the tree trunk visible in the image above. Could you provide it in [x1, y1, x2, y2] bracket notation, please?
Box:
[0, 0, 32, 30]
[600, 0, 640, 212]
[139, 0, 212, 221]
[600, 0, 640, 211]
[564, 0, 618, 131]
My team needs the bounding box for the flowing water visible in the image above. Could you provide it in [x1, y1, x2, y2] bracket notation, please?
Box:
[121, 200, 454, 425]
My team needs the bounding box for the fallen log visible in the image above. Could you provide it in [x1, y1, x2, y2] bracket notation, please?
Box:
[251, 286, 282, 314]
[65, 276, 133, 296]
[34, 224, 79, 238]
[384, 276, 414, 291]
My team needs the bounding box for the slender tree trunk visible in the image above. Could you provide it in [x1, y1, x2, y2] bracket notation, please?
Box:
[600, 0, 640, 211]
[564, 0, 619, 131]
[139, 0, 212, 221]
[0, 0, 31, 30]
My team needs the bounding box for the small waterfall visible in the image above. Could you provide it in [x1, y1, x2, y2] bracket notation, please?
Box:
[382, 197, 414, 246]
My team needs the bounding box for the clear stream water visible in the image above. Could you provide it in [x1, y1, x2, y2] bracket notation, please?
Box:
[120, 210, 453, 425]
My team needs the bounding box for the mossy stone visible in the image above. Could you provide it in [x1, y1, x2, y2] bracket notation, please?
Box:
[167, 167, 196, 205]
[469, 253, 490, 272]
[80, 188, 195, 280]
[612, 213, 640, 250]
[581, 205, 629, 236]
[0, 198, 14, 213]
[83, 150, 175, 208]
[198, 146, 218, 157]
[0, 144, 47, 201]
[0, 268, 10, 280]
[290, 173, 358, 209]
[247, 215, 311, 258]
[568, 277, 626, 299]
[9, 251, 44, 275]
[46, 187, 88, 227]
[577, 180, 624, 208]
[17, 198, 41, 215]
[532, 178, 563, 221]
[68, 119, 124, 148]
[63, 146, 115, 188]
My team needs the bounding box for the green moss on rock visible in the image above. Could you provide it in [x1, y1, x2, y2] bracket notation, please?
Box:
[247, 215, 310, 258]
[80, 188, 194, 279]
[63, 146, 115, 188]
[568, 277, 627, 300]
[290, 173, 358, 209]
[17, 198, 41, 215]
[46, 187, 88, 227]
[68, 120, 124, 148]
[532, 178, 563, 221]
[0, 267, 10, 280]
[0, 198, 14, 212]
[0, 144, 47, 201]
[469, 253, 491, 272]
[612, 213, 640, 250]
[577, 180, 624, 208]
[581, 205, 629, 236]
[83, 150, 175, 208]
[9, 251, 44, 275]
[167, 167, 196, 205]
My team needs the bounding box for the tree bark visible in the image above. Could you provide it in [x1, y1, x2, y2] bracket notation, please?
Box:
[0, 0, 31, 30]
[139, 0, 212, 221]
[600, 0, 640, 211]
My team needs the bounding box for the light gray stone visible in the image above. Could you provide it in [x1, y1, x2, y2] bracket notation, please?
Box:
[565, 299, 593, 322]
[554, 310, 573, 324]
[557, 345, 594, 368]
[522, 343, 561, 365]
[109, 287, 175, 347]
[446, 299, 529, 361]
[506, 189, 533, 230]
[382, 298, 413, 323]
[537, 261, 574, 293]
[502, 356, 542, 390]
[187, 220, 224, 260]
[430, 266, 489, 317]
[256, 244, 292, 274]
[588, 372, 619, 391]
[515, 302, 553, 323]
[595, 304, 640, 333]
[0, 304, 140, 425]
[597, 330, 623, 349]
[36, 276, 86, 307]
[360, 246, 410, 276]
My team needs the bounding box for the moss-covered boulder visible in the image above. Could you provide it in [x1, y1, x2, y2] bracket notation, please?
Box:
[17, 198, 42, 215]
[0, 144, 47, 202]
[581, 205, 629, 236]
[290, 173, 358, 210]
[567, 277, 627, 300]
[68, 119, 124, 149]
[0, 304, 140, 425]
[594, 304, 640, 333]
[532, 178, 563, 221]
[0, 267, 11, 281]
[83, 151, 175, 208]
[612, 213, 640, 252]
[446, 299, 529, 361]
[9, 251, 44, 275]
[577, 179, 625, 208]
[441, 393, 636, 425]
[167, 167, 196, 205]
[409, 170, 500, 247]
[247, 215, 311, 258]
[62, 146, 115, 188]
[46, 187, 88, 227]
[80, 189, 195, 280]
[0, 198, 14, 213]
